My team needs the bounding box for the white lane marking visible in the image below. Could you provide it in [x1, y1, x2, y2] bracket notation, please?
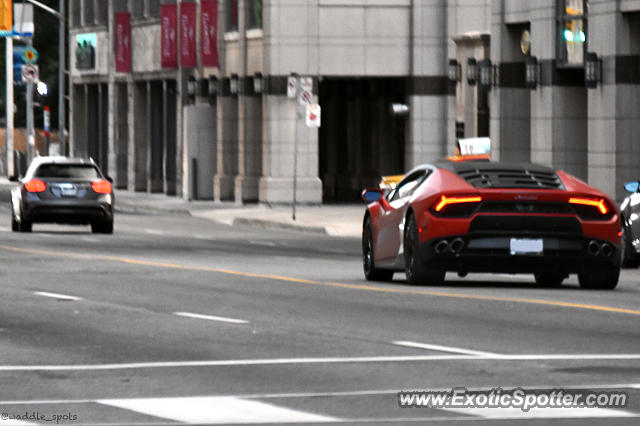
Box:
[442, 407, 635, 419]
[144, 229, 167, 236]
[97, 396, 339, 424]
[2, 383, 640, 405]
[33, 291, 82, 302]
[173, 311, 249, 325]
[1, 354, 640, 372]
[393, 341, 502, 358]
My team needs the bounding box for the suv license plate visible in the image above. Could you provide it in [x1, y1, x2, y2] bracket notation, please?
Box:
[510, 238, 543, 255]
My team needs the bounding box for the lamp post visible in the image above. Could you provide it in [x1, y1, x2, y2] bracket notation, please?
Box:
[525, 56, 539, 90]
[448, 59, 461, 84]
[585, 52, 601, 89]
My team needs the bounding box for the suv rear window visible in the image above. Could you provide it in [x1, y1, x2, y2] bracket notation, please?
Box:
[35, 164, 101, 179]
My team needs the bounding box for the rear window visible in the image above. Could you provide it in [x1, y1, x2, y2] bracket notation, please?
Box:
[35, 164, 101, 179]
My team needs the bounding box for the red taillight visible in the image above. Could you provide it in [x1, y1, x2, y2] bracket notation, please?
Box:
[434, 195, 482, 212]
[91, 180, 112, 194]
[24, 179, 46, 193]
[569, 197, 608, 214]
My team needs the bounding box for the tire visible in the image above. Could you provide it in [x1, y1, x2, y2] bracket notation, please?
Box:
[578, 265, 620, 290]
[18, 219, 32, 233]
[10, 209, 19, 232]
[620, 224, 640, 268]
[362, 216, 394, 281]
[404, 213, 445, 285]
[534, 273, 566, 287]
[92, 219, 114, 234]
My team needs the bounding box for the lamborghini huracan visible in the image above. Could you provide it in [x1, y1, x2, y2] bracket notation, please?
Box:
[361, 157, 621, 289]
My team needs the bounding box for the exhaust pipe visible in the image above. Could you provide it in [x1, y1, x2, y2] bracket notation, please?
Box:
[587, 240, 600, 257]
[601, 243, 613, 257]
[434, 240, 449, 254]
[450, 238, 465, 254]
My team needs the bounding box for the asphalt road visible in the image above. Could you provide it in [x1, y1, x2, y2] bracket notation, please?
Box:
[0, 205, 639, 425]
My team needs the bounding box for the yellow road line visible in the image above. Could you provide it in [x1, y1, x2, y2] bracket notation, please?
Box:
[2, 244, 638, 316]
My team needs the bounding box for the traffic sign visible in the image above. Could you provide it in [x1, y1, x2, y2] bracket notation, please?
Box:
[24, 46, 37, 64]
[287, 76, 297, 98]
[43, 106, 50, 137]
[305, 104, 321, 128]
[21, 64, 38, 82]
[299, 77, 313, 105]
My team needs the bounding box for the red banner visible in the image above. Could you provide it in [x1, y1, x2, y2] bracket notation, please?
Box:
[161, 4, 177, 69]
[201, 0, 219, 68]
[180, 2, 197, 68]
[114, 12, 131, 73]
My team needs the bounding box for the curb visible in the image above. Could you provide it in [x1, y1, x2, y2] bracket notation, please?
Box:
[232, 217, 328, 235]
[114, 204, 192, 216]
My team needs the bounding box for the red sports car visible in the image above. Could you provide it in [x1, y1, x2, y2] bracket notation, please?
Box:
[361, 158, 622, 289]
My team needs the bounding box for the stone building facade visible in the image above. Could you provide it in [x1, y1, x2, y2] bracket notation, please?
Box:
[67, 0, 640, 203]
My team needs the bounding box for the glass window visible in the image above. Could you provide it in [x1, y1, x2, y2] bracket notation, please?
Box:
[247, 0, 262, 29]
[225, 0, 238, 32]
[113, 0, 128, 13]
[147, 0, 161, 18]
[132, 0, 145, 19]
[388, 170, 430, 202]
[35, 164, 102, 180]
[557, 0, 586, 66]
[96, 0, 108, 25]
[83, 0, 95, 26]
[71, 0, 81, 27]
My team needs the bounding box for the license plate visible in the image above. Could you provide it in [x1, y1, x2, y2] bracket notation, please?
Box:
[59, 184, 77, 197]
[510, 238, 543, 255]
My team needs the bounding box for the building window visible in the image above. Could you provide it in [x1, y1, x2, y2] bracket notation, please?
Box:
[96, 0, 108, 25]
[71, 0, 81, 27]
[132, 0, 145, 20]
[225, 0, 238, 32]
[247, 0, 262, 29]
[147, 0, 161, 18]
[557, 0, 586, 66]
[113, 0, 128, 13]
[83, 0, 95, 26]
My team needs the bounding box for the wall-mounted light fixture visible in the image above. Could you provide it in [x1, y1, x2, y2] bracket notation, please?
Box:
[448, 59, 461, 83]
[208, 75, 218, 104]
[479, 59, 492, 89]
[187, 75, 197, 104]
[390, 103, 410, 117]
[229, 73, 239, 96]
[525, 55, 539, 90]
[466, 58, 478, 85]
[585, 52, 602, 89]
[253, 72, 263, 95]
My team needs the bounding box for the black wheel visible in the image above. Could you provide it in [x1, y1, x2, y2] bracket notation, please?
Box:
[578, 265, 620, 290]
[404, 213, 445, 285]
[18, 219, 32, 233]
[362, 216, 393, 281]
[10, 208, 19, 232]
[620, 224, 640, 268]
[534, 273, 566, 287]
[92, 219, 114, 234]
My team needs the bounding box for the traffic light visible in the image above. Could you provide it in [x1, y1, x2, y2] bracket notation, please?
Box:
[0, 0, 12, 32]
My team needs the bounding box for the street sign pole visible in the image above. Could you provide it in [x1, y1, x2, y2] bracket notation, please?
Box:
[5, 36, 13, 177]
[292, 74, 300, 221]
[26, 38, 34, 164]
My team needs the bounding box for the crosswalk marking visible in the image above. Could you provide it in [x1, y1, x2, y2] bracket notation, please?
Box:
[97, 396, 339, 424]
[441, 407, 636, 419]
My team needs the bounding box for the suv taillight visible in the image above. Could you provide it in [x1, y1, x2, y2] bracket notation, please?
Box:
[91, 180, 112, 194]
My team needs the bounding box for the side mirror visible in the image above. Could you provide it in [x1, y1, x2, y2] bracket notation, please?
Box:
[624, 181, 640, 194]
[106, 176, 114, 184]
[361, 188, 383, 203]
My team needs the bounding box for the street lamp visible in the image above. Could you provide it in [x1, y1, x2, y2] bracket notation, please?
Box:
[36, 81, 48, 96]
[466, 58, 478, 85]
[525, 56, 539, 90]
[253, 72, 263, 95]
[229, 74, 239, 96]
[585, 52, 602, 89]
[478, 59, 492, 89]
[187, 75, 197, 104]
[448, 59, 461, 83]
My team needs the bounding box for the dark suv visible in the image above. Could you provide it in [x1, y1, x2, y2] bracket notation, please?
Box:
[10, 157, 114, 233]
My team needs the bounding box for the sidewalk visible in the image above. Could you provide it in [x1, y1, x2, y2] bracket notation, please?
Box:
[115, 190, 365, 238]
[0, 179, 365, 238]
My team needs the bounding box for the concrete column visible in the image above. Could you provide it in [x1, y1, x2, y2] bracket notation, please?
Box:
[214, 94, 238, 201]
[530, 0, 588, 181]
[588, 1, 640, 201]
